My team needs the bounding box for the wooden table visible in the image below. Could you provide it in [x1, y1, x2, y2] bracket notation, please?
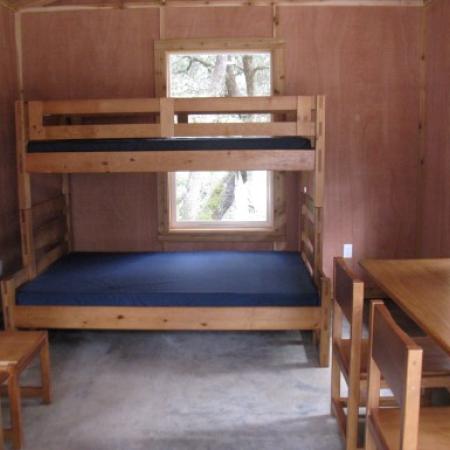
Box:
[360, 258, 450, 355]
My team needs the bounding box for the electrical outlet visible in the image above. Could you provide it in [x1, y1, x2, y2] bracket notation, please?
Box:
[343, 244, 353, 258]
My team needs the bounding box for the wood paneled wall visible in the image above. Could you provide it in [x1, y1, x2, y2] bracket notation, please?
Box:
[22, 9, 161, 251]
[280, 6, 422, 273]
[17, 5, 423, 274]
[420, 0, 450, 257]
[0, 6, 20, 275]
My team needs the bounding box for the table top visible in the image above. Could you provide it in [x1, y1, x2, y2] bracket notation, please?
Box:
[360, 258, 450, 355]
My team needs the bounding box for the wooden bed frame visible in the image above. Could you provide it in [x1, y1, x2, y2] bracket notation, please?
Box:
[1, 95, 331, 367]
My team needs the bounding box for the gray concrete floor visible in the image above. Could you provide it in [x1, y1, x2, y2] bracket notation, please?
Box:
[7, 331, 343, 450]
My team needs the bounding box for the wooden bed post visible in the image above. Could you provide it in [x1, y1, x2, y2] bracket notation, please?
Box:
[315, 95, 329, 367]
[62, 174, 73, 251]
[159, 97, 174, 137]
[298, 95, 329, 366]
[313, 96, 325, 210]
[15, 101, 36, 279]
[0, 278, 16, 330]
[312, 95, 325, 285]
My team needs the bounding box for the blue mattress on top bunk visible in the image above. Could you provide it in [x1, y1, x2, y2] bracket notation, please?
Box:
[17, 251, 320, 307]
[27, 136, 312, 153]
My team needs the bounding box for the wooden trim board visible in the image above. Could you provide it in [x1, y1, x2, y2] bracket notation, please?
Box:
[16, 1, 426, 14]
[25, 150, 315, 173]
[13, 305, 323, 330]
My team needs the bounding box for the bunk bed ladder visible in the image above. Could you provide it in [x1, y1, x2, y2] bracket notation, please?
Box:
[15, 100, 72, 281]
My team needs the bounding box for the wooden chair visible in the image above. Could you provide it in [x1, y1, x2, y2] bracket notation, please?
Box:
[331, 257, 366, 450]
[331, 258, 450, 450]
[365, 301, 450, 450]
[0, 331, 51, 450]
[0, 370, 8, 450]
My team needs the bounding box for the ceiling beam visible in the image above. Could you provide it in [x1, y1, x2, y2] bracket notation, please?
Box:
[16, 0, 425, 13]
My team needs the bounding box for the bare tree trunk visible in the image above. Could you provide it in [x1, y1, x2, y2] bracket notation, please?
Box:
[225, 59, 241, 97]
[242, 55, 256, 96]
[211, 173, 236, 220]
[179, 172, 202, 220]
[209, 55, 227, 96]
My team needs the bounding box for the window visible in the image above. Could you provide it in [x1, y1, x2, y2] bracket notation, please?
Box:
[167, 50, 273, 231]
[168, 171, 273, 230]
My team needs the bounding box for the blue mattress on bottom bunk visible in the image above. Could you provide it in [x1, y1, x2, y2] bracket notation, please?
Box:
[17, 251, 320, 307]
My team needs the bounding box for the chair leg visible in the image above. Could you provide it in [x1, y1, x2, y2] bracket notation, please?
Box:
[364, 424, 377, 450]
[330, 353, 341, 416]
[7, 369, 23, 450]
[0, 391, 4, 450]
[312, 329, 319, 346]
[39, 339, 51, 405]
[319, 324, 330, 367]
[346, 392, 360, 450]
[319, 283, 331, 368]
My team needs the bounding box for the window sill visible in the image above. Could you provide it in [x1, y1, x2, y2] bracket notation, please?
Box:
[158, 228, 284, 242]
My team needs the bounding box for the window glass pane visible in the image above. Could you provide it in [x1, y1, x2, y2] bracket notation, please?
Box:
[169, 53, 271, 98]
[174, 171, 269, 224]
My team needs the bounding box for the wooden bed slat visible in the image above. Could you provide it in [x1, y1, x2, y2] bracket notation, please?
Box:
[301, 203, 315, 224]
[35, 243, 66, 275]
[34, 217, 66, 251]
[35, 123, 162, 141]
[41, 98, 161, 115]
[174, 95, 301, 113]
[302, 243, 315, 273]
[26, 150, 315, 173]
[303, 192, 315, 210]
[301, 231, 314, 254]
[40, 96, 304, 115]
[174, 121, 315, 137]
[13, 306, 322, 330]
[32, 195, 66, 224]
[301, 252, 314, 278]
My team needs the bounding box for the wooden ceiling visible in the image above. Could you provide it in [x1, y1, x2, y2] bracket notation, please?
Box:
[0, 0, 426, 12]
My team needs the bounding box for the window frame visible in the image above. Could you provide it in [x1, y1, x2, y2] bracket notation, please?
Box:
[154, 38, 285, 98]
[155, 38, 287, 242]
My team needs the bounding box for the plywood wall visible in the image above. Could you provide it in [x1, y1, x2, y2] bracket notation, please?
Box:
[280, 6, 422, 273]
[22, 9, 161, 251]
[20, 5, 423, 274]
[0, 6, 20, 274]
[420, 0, 450, 257]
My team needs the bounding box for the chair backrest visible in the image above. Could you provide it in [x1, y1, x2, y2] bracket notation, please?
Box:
[333, 257, 364, 339]
[366, 302, 423, 450]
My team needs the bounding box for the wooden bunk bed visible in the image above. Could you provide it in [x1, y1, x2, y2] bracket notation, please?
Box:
[1, 95, 331, 367]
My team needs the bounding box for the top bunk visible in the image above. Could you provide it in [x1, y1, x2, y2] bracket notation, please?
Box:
[19, 95, 325, 173]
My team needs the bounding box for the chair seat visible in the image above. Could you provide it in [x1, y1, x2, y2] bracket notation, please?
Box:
[374, 407, 450, 450]
[0, 331, 46, 368]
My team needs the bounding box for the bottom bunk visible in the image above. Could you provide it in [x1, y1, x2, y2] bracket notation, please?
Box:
[2, 251, 331, 366]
